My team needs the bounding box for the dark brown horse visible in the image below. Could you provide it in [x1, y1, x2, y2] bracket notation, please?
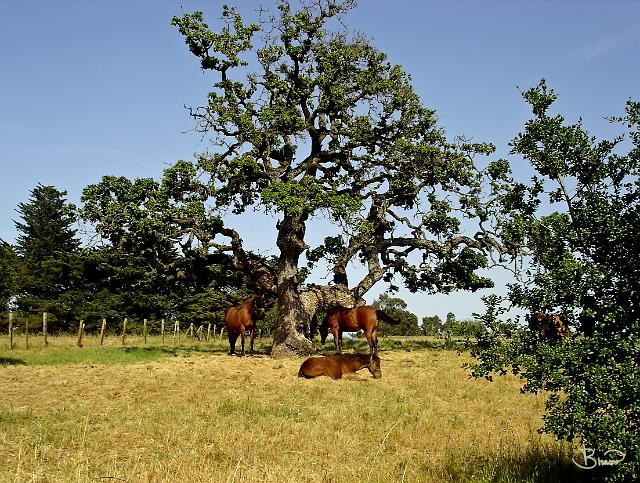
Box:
[298, 353, 382, 379]
[529, 312, 570, 340]
[318, 305, 399, 358]
[225, 295, 261, 355]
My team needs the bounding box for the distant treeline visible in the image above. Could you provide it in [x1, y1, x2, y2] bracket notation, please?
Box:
[0, 184, 250, 331]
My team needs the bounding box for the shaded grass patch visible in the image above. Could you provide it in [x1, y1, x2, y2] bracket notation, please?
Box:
[0, 336, 273, 366]
[0, 356, 26, 365]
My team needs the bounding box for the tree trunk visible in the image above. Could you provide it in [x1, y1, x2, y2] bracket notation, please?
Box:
[270, 212, 369, 358]
[271, 214, 314, 358]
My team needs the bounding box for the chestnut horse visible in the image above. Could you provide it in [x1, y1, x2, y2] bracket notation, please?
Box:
[225, 295, 260, 356]
[318, 305, 399, 358]
[298, 353, 382, 379]
[529, 312, 570, 340]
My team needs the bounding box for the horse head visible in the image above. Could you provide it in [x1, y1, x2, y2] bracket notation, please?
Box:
[319, 313, 329, 344]
[318, 305, 344, 344]
[368, 354, 382, 379]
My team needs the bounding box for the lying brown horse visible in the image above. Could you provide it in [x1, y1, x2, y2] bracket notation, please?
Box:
[298, 353, 382, 379]
[529, 312, 570, 340]
[318, 305, 399, 358]
[225, 295, 260, 356]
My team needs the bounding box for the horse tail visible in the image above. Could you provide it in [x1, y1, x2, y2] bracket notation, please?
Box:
[376, 309, 400, 325]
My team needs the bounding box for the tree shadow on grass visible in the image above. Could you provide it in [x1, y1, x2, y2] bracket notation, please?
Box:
[124, 342, 273, 358]
[314, 337, 451, 354]
[443, 450, 595, 483]
[0, 356, 27, 366]
[379, 338, 453, 351]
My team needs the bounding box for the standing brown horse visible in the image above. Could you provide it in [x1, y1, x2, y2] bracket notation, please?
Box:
[298, 353, 382, 379]
[225, 295, 260, 356]
[529, 312, 570, 340]
[318, 305, 399, 358]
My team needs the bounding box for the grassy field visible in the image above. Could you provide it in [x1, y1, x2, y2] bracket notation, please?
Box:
[0, 335, 585, 482]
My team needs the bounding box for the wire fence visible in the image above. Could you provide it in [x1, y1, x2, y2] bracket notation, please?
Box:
[1, 311, 271, 350]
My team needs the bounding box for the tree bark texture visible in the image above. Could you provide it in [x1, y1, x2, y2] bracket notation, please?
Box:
[271, 214, 312, 357]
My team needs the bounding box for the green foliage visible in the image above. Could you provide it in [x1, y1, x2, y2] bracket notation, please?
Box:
[13, 184, 81, 321]
[469, 82, 640, 482]
[261, 175, 361, 217]
[422, 315, 443, 336]
[171, 0, 503, 305]
[0, 241, 18, 310]
[80, 167, 250, 322]
[444, 318, 487, 338]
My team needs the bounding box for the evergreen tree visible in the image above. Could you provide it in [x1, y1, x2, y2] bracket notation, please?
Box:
[14, 184, 80, 325]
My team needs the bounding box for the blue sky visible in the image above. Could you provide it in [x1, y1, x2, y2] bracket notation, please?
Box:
[1, 1, 639, 321]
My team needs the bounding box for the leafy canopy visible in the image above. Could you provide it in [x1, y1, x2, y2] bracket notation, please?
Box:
[171, 0, 507, 298]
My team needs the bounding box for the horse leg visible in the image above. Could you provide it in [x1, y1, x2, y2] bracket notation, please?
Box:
[240, 326, 246, 356]
[332, 327, 340, 354]
[373, 329, 378, 354]
[337, 330, 344, 354]
[369, 328, 379, 360]
[228, 330, 238, 355]
[365, 332, 374, 361]
[249, 327, 256, 355]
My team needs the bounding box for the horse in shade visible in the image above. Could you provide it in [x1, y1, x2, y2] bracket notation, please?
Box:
[225, 295, 262, 355]
[298, 353, 382, 379]
[529, 312, 570, 340]
[317, 305, 399, 358]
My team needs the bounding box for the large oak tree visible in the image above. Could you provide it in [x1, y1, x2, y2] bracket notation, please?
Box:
[170, 0, 507, 356]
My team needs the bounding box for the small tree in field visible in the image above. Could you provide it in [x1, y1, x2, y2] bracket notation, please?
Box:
[171, 0, 507, 356]
[469, 81, 640, 482]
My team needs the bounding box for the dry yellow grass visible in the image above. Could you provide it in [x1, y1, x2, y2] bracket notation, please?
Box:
[0, 348, 578, 482]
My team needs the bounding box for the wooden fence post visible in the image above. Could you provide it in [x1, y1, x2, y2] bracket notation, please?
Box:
[207, 322, 211, 341]
[219, 327, 225, 340]
[77, 320, 85, 347]
[143, 318, 148, 345]
[8, 311, 13, 350]
[42, 312, 48, 347]
[161, 318, 165, 345]
[121, 318, 127, 345]
[173, 320, 180, 344]
[100, 318, 107, 346]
